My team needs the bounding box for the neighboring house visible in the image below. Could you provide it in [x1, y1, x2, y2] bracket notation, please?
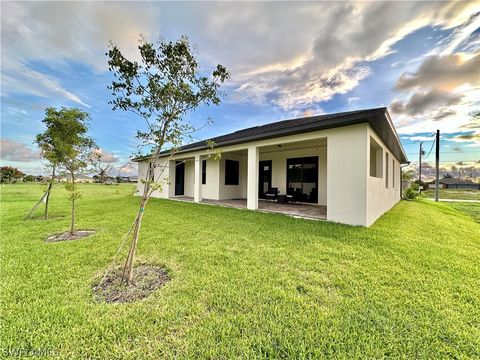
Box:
[134, 107, 408, 226]
[58, 174, 94, 183]
[428, 178, 480, 190]
[119, 176, 138, 183]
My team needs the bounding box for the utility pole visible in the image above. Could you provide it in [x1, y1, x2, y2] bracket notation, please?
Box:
[418, 141, 424, 188]
[435, 130, 440, 202]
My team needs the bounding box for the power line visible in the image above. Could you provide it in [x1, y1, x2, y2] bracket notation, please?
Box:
[409, 160, 479, 164]
[423, 139, 436, 159]
[406, 151, 480, 155]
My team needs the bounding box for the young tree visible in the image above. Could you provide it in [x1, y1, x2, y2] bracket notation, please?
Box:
[40, 107, 97, 234]
[92, 150, 114, 184]
[25, 108, 66, 219]
[107, 35, 228, 284]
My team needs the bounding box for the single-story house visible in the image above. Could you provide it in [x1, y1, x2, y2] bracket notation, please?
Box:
[126, 176, 138, 183]
[57, 174, 94, 183]
[428, 178, 480, 190]
[134, 107, 408, 227]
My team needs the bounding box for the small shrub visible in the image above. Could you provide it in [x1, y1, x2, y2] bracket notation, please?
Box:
[404, 185, 419, 200]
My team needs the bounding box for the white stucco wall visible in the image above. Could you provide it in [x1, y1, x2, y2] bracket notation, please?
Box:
[366, 126, 401, 226]
[202, 157, 220, 200]
[137, 159, 173, 198]
[184, 160, 195, 197]
[326, 124, 369, 226]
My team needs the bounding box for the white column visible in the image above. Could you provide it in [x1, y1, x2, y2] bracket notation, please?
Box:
[247, 145, 259, 210]
[194, 155, 202, 203]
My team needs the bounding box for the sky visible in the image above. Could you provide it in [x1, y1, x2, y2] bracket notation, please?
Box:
[1, 1, 479, 179]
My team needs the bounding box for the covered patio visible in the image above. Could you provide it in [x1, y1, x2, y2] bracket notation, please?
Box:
[170, 196, 327, 220]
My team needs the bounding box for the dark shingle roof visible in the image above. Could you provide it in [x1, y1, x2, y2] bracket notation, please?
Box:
[438, 178, 475, 185]
[134, 107, 408, 163]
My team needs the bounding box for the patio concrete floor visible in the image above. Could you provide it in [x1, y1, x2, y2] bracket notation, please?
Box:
[170, 196, 327, 220]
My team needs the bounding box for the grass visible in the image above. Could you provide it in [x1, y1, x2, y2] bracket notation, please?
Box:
[447, 202, 480, 223]
[1, 183, 479, 359]
[422, 188, 480, 201]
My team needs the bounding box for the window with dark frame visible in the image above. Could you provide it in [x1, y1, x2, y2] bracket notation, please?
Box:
[369, 136, 383, 178]
[286, 157, 318, 203]
[392, 159, 395, 188]
[385, 153, 389, 188]
[225, 159, 239, 185]
[202, 160, 207, 184]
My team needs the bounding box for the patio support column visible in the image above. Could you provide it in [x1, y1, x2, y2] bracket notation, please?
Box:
[194, 155, 202, 203]
[247, 145, 259, 210]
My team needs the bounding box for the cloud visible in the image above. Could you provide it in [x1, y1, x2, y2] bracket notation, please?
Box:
[226, 2, 478, 111]
[3, 2, 478, 114]
[451, 146, 463, 152]
[1, 61, 90, 107]
[390, 89, 463, 116]
[1, 1, 158, 107]
[1, 2, 158, 72]
[94, 148, 119, 163]
[0, 138, 40, 162]
[461, 113, 480, 130]
[391, 48, 479, 134]
[452, 132, 480, 143]
[395, 53, 480, 91]
[117, 162, 137, 176]
[7, 107, 28, 115]
[408, 135, 435, 142]
[433, 110, 457, 121]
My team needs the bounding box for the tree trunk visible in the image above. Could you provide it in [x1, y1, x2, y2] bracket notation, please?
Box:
[70, 197, 75, 235]
[70, 172, 76, 235]
[44, 166, 55, 219]
[122, 201, 146, 285]
[122, 164, 153, 285]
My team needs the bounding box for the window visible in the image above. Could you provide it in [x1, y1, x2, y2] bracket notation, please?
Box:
[385, 153, 389, 188]
[286, 157, 318, 203]
[225, 159, 239, 185]
[392, 159, 396, 189]
[369, 137, 383, 178]
[202, 160, 206, 185]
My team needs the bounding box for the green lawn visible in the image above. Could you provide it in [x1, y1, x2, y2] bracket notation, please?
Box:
[422, 188, 480, 201]
[447, 202, 480, 223]
[1, 184, 479, 359]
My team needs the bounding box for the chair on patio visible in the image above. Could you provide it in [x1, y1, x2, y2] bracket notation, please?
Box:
[264, 187, 279, 202]
[286, 187, 301, 204]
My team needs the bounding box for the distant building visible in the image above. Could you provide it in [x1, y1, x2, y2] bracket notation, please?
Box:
[119, 176, 138, 183]
[58, 174, 94, 183]
[428, 178, 480, 190]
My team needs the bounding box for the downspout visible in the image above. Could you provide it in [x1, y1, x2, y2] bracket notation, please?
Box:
[400, 162, 411, 200]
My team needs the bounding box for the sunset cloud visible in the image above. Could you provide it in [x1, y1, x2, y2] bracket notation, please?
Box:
[0, 138, 40, 162]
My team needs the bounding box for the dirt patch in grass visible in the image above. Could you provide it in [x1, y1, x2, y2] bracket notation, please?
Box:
[46, 230, 95, 242]
[92, 264, 170, 304]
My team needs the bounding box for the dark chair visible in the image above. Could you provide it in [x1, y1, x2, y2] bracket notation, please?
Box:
[286, 187, 298, 204]
[264, 187, 278, 201]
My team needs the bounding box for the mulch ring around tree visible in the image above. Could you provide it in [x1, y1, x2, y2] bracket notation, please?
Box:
[46, 230, 95, 243]
[92, 264, 170, 304]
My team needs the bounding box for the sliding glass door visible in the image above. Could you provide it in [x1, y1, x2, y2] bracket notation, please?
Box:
[258, 160, 272, 199]
[286, 157, 318, 203]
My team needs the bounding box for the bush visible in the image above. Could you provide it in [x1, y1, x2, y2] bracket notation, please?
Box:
[404, 184, 419, 200]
